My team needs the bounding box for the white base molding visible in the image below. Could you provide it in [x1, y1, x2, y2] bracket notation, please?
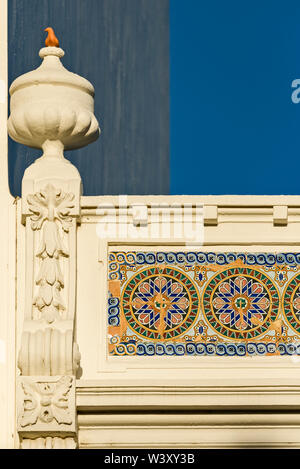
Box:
[76, 381, 300, 411]
[76, 381, 300, 449]
[78, 413, 300, 449]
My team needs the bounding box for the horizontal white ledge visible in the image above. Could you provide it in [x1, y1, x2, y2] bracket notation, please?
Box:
[78, 413, 300, 426]
[78, 424, 300, 449]
[76, 381, 300, 411]
[81, 195, 300, 208]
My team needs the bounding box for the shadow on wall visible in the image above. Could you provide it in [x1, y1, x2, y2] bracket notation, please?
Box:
[8, 0, 169, 196]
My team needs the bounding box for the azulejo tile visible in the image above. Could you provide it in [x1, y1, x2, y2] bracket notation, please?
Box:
[107, 252, 300, 357]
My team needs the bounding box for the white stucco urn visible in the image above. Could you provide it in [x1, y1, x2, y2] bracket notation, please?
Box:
[8, 45, 100, 158]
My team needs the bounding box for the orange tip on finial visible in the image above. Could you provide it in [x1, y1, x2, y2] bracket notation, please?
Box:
[44, 27, 59, 47]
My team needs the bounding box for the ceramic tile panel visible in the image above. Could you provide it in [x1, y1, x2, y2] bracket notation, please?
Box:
[108, 251, 300, 357]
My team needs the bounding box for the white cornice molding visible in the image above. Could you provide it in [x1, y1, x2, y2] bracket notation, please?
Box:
[81, 194, 300, 207]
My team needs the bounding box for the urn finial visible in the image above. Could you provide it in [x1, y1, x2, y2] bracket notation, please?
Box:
[8, 29, 100, 159]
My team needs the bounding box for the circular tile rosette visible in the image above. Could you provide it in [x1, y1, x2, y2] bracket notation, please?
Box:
[121, 266, 200, 341]
[282, 273, 300, 335]
[201, 267, 280, 340]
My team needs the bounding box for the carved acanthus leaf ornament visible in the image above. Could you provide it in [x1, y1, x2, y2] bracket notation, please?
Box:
[27, 184, 74, 323]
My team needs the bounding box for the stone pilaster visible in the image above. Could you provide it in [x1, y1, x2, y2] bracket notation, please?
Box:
[8, 29, 99, 448]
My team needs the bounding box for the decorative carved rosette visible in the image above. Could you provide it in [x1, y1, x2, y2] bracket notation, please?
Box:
[17, 376, 76, 443]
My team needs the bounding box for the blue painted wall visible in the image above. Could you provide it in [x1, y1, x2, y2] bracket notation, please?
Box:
[170, 0, 300, 195]
[8, 0, 169, 196]
[11, 1, 298, 197]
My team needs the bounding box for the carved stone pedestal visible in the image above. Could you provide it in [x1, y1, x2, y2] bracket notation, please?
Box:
[8, 32, 99, 448]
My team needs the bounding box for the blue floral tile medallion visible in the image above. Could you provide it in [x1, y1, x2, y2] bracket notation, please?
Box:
[107, 252, 300, 357]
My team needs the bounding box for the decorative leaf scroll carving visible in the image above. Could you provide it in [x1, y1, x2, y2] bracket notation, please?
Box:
[27, 183, 74, 231]
[27, 184, 75, 323]
[20, 376, 73, 428]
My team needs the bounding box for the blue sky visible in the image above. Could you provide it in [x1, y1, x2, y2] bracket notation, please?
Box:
[170, 0, 300, 194]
